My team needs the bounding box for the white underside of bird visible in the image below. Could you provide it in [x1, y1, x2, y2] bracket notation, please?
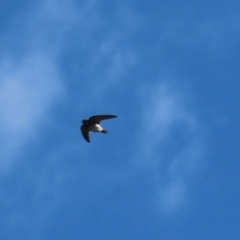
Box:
[89, 124, 103, 132]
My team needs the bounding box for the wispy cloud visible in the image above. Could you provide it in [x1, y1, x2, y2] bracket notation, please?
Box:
[133, 82, 205, 213]
[0, 53, 64, 172]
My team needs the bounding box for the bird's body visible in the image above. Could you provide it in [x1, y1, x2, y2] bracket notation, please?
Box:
[89, 123, 103, 132]
[80, 114, 117, 142]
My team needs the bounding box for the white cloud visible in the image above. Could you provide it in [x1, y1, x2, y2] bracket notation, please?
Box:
[0, 53, 64, 172]
[134, 82, 204, 213]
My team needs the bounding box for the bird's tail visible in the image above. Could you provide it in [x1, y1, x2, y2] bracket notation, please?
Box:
[101, 129, 108, 134]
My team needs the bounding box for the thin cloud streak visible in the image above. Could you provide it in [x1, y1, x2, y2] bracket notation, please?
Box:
[134, 82, 205, 213]
[0, 53, 64, 172]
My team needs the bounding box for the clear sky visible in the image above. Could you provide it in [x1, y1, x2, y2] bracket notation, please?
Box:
[0, 0, 239, 239]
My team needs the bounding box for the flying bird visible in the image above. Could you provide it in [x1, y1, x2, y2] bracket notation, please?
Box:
[80, 114, 117, 142]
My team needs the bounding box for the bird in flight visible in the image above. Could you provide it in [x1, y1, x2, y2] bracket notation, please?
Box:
[80, 114, 117, 142]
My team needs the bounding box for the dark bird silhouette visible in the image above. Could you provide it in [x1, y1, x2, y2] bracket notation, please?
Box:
[80, 114, 117, 142]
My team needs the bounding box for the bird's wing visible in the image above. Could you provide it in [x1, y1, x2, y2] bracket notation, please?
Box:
[80, 125, 90, 142]
[89, 114, 117, 124]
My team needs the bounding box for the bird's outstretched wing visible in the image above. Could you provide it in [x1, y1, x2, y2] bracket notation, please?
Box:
[89, 114, 117, 124]
[80, 125, 90, 142]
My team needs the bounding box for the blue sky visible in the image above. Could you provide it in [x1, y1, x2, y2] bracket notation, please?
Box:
[0, 0, 239, 239]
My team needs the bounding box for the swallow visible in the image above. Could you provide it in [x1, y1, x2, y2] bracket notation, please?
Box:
[80, 114, 117, 142]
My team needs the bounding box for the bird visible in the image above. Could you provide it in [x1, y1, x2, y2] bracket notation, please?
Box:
[80, 114, 117, 142]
